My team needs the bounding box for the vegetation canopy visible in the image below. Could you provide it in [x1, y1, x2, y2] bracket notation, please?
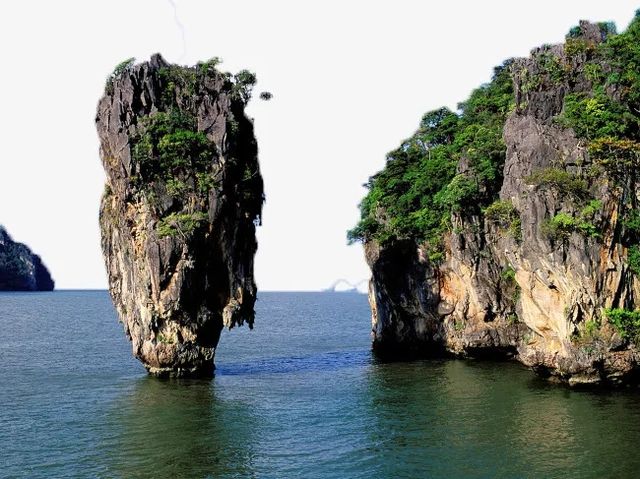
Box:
[349, 12, 640, 269]
[348, 61, 514, 254]
[105, 57, 261, 239]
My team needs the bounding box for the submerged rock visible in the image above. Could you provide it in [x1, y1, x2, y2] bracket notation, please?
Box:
[353, 18, 640, 386]
[0, 226, 54, 291]
[96, 54, 264, 377]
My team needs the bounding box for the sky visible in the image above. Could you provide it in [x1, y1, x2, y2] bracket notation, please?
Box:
[0, 1, 638, 291]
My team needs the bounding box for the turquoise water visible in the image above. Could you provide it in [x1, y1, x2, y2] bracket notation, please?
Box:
[2, 291, 640, 478]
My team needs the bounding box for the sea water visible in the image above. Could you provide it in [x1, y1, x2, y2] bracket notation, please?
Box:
[2, 291, 640, 478]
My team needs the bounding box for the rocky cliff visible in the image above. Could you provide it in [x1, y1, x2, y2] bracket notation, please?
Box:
[0, 226, 54, 291]
[352, 17, 640, 386]
[96, 55, 263, 377]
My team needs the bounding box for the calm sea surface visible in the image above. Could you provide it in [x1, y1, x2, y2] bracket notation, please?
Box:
[2, 291, 640, 478]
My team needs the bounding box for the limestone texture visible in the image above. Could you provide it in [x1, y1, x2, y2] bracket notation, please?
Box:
[362, 21, 640, 386]
[96, 54, 263, 377]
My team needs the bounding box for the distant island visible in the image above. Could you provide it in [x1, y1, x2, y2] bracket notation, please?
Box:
[0, 226, 54, 291]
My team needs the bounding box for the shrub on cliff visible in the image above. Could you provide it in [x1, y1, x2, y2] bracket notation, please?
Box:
[524, 168, 589, 199]
[605, 308, 640, 345]
[484, 199, 521, 240]
[105, 57, 135, 94]
[348, 61, 513, 253]
[556, 16, 640, 269]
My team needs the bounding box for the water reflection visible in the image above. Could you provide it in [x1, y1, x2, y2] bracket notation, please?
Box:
[101, 377, 257, 478]
[363, 359, 640, 479]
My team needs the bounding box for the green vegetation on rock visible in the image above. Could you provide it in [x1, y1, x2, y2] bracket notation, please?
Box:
[555, 13, 640, 271]
[348, 61, 514, 254]
[605, 308, 640, 344]
[106, 57, 261, 240]
[350, 12, 640, 271]
[157, 212, 209, 238]
[542, 201, 601, 241]
[105, 57, 135, 94]
[484, 199, 521, 240]
[132, 110, 216, 182]
[524, 168, 589, 200]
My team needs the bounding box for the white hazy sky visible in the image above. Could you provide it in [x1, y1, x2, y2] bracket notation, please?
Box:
[0, 1, 637, 290]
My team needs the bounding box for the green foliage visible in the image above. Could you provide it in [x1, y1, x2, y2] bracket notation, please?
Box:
[507, 314, 519, 325]
[130, 109, 218, 234]
[598, 22, 618, 38]
[558, 89, 627, 139]
[233, 69, 257, 103]
[564, 38, 594, 57]
[500, 266, 521, 307]
[484, 200, 521, 240]
[559, 15, 640, 201]
[197, 57, 222, 76]
[543, 212, 575, 240]
[605, 308, 640, 344]
[628, 245, 640, 276]
[105, 57, 135, 94]
[574, 318, 601, 345]
[166, 178, 187, 197]
[584, 319, 599, 338]
[501, 266, 516, 283]
[520, 68, 542, 94]
[348, 61, 514, 247]
[525, 167, 589, 199]
[157, 212, 208, 238]
[580, 199, 602, 219]
[539, 53, 569, 83]
[623, 210, 640, 235]
[588, 137, 640, 179]
[131, 110, 216, 183]
[583, 62, 604, 82]
[158, 66, 199, 106]
[567, 25, 583, 39]
[543, 209, 600, 241]
[113, 57, 135, 77]
[196, 172, 217, 193]
[433, 174, 479, 211]
[157, 333, 175, 344]
[227, 115, 240, 135]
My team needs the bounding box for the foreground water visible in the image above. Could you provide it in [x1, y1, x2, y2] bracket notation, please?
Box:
[2, 292, 640, 478]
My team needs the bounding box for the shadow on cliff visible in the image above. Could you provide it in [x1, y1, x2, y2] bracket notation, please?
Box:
[100, 376, 258, 478]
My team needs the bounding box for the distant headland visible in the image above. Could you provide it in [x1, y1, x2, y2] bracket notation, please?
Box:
[0, 226, 54, 291]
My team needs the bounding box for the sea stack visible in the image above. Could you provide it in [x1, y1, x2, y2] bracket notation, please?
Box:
[351, 19, 640, 386]
[96, 54, 264, 377]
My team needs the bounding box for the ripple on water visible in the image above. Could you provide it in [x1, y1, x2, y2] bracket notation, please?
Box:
[3, 291, 640, 478]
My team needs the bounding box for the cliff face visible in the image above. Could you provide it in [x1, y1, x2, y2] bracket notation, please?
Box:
[96, 55, 263, 377]
[357, 19, 640, 386]
[0, 226, 54, 291]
